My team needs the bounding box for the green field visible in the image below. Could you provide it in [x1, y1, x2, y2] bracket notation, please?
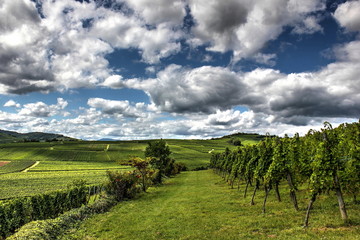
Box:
[0, 134, 258, 199]
[63, 170, 360, 240]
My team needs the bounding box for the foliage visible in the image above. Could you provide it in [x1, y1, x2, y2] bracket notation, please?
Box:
[0, 184, 88, 239]
[131, 157, 156, 192]
[210, 121, 360, 226]
[145, 140, 178, 181]
[145, 140, 172, 175]
[105, 171, 140, 201]
[7, 197, 116, 240]
[228, 138, 242, 146]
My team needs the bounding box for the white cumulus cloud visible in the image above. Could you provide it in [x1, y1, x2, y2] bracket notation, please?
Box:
[4, 100, 21, 108]
[18, 98, 69, 117]
[333, 0, 360, 32]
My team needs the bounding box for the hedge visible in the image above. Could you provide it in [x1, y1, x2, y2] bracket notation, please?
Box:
[7, 197, 116, 240]
[0, 186, 88, 239]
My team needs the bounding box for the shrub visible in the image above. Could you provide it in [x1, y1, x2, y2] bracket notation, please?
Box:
[149, 169, 162, 185]
[177, 162, 188, 171]
[105, 171, 139, 201]
[192, 166, 209, 171]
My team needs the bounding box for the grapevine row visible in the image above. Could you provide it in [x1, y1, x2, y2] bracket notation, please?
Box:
[210, 121, 360, 226]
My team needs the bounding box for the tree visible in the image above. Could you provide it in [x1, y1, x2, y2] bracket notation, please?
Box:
[144, 140, 173, 181]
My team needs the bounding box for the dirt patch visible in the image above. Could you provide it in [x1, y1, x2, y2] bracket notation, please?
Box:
[0, 161, 10, 167]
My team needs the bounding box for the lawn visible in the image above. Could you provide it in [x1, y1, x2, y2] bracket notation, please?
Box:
[63, 170, 360, 240]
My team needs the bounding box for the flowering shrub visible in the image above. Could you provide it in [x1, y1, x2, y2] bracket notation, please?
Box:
[105, 171, 139, 201]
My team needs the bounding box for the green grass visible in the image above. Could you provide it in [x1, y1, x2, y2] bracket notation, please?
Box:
[63, 170, 360, 240]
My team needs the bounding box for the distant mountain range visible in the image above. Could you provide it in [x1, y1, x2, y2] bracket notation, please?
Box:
[0, 129, 77, 143]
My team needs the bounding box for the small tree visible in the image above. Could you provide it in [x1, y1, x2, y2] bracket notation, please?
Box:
[132, 157, 152, 192]
[145, 140, 174, 181]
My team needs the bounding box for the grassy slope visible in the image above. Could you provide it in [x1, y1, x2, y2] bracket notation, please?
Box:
[64, 170, 360, 240]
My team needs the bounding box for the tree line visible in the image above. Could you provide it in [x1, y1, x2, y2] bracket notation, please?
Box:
[210, 121, 360, 227]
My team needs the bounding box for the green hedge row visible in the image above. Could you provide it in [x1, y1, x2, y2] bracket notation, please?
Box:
[0, 186, 87, 239]
[7, 197, 116, 240]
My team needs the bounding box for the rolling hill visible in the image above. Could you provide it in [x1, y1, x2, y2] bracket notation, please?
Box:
[0, 129, 77, 143]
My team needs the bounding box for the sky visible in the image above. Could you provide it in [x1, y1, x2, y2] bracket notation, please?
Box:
[0, 0, 359, 140]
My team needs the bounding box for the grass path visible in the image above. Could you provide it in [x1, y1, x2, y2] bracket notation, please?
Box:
[65, 170, 360, 240]
[21, 161, 40, 172]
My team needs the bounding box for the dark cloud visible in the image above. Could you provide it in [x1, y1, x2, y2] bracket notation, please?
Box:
[132, 65, 249, 114]
[0, 0, 40, 31]
[202, 1, 248, 34]
[121, 57, 360, 127]
[270, 87, 360, 119]
[0, 46, 55, 94]
[8, 84, 55, 95]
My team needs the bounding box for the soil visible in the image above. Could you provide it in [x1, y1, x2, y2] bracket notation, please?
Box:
[0, 161, 10, 167]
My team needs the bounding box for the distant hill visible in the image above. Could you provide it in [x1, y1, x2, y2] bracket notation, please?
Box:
[98, 138, 118, 141]
[214, 132, 270, 140]
[0, 129, 78, 143]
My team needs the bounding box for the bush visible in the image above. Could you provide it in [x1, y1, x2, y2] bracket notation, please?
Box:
[228, 138, 242, 146]
[149, 169, 162, 185]
[105, 171, 140, 201]
[192, 166, 209, 171]
[172, 162, 187, 175]
[177, 162, 188, 171]
[7, 197, 117, 240]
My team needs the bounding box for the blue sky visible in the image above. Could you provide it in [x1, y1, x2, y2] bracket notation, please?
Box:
[0, 0, 359, 140]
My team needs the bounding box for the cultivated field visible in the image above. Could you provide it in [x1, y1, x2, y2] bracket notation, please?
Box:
[0, 134, 257, 199]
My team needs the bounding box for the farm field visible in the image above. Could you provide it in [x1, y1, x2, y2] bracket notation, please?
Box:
[0, 133, 257, 199]
[63, 170, 360, 240]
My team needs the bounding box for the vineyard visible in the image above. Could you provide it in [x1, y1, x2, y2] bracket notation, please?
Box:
[2, 128, 358, 239]
[210, 121, 360, 227]
[0, 135, 256, 200]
